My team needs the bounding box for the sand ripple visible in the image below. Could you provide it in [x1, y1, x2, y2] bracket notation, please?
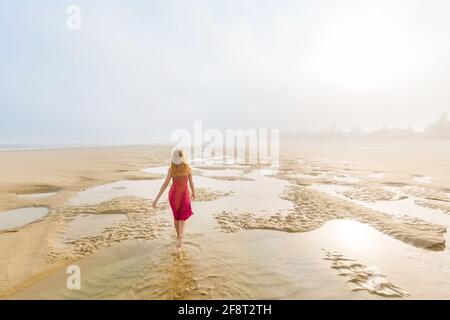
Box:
[415, 199, 450, 214]
[341, 187, 402, 202]
[204, 176, 254, 181]
[195, 188, 232, 201]
[215, 185, 446, 251]
[47, 188, 231, 262]
[323, 249, 409, 298]
[47, 196, 170, 261]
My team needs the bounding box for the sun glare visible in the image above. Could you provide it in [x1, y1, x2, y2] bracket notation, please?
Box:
[311, 14, 414, 90]
[332, 220, 376, 250]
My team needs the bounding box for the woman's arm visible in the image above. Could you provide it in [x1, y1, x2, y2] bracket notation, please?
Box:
[188, 170, 196, 201]
[152, 167, 172, 208]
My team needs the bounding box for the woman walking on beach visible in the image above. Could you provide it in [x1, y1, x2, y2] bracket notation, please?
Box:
[153, 149, 195, 248]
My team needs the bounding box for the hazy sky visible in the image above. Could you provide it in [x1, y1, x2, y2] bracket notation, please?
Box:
[1, 0, 450, 144]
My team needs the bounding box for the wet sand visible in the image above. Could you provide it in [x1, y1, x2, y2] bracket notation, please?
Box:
[2, 141, 450, 299]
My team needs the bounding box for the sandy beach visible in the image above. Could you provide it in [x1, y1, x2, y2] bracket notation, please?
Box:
[1, 141, 450, 299]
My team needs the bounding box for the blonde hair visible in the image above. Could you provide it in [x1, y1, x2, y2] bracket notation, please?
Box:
[171, 150, 191, 177]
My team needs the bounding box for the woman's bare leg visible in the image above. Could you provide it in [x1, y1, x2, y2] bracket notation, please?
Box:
[176, 220, 186, 248]
[174, 220, 180, 238]
[178, 220, 186, 238]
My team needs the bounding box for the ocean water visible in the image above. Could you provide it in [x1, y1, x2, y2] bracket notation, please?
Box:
[0, 144, 76, 151]
[0, 144, 121, 151]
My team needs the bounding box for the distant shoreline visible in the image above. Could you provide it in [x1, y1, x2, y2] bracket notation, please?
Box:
[2, 139, 450, 153]
[0, 143, 170, 152]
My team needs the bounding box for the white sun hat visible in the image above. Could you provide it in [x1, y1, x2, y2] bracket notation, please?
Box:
[171, 149, 184, 165]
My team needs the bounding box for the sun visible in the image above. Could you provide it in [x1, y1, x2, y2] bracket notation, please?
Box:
[310, 13, 414, 91]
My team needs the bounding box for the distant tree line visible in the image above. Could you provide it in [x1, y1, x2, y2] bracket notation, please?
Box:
[283, 113, 450, 141]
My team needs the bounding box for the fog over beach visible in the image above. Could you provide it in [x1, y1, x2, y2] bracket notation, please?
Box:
[1, 1, 450, 300]
[2, 0, 450, 145]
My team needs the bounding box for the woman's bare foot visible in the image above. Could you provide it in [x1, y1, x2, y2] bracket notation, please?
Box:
[176, 234, 183, 248]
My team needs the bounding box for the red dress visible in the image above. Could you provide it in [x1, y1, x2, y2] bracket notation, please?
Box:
[169, 175, 193, 221]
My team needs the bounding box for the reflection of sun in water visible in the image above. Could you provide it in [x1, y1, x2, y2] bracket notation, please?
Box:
[332, 219, 374, 249]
